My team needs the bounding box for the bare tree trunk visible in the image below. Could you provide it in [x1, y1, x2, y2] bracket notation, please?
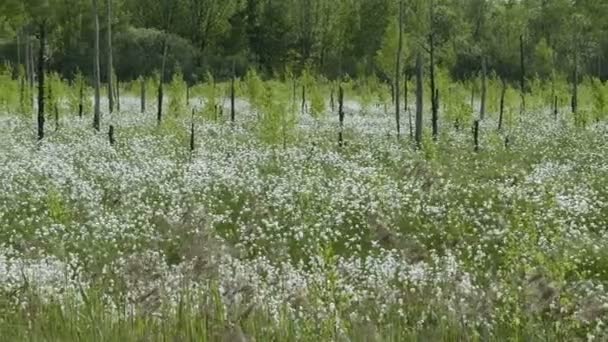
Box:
[93, 0, 101, 131]
[115, 75, 120, 111]
[231, 60, 236, 123]
[79, 79, 84, 118]
[498, 78, 506, 131]
[480, 56, 487, 120]
[190, 109, 195, 153]
[415, 51, 424, 149]
[157, 34, 169, 125]
[338, 85, 345, 147]
[519, 34, 526, 115]
[107, 0, 114, 114]
[108, 125, 115, 145]
[429, 1, 438, 140]
[395, 0, 404, 138]
[554, 96, 558, 120]
[301, 84, 306, 115]
[473, 119, 480, 152]
[140, 77, 146, 113]
[16, 31, 21, 76]
[24, 33, 30, 89]
[406, 72, 412, 139]
[37, 22, 46, 141]
[572, 50, 578, 115]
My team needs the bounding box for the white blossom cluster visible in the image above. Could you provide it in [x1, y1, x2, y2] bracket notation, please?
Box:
[0, 100, 607, 338]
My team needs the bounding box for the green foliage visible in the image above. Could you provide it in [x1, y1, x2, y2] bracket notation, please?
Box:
[245, 68, 264, 113]
[308, 79, 326, 119]
[258, 83, 296, 147]
[168, 71, 187, 117]
[0, 64, 18, 113]
[68, 69, 91, 116]
[589, 77, 607, 122]
[202, 72, 221, 122]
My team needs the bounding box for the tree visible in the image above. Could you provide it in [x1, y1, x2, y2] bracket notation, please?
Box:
[107, 0, 114, 114]
[93, 0, 101, 131]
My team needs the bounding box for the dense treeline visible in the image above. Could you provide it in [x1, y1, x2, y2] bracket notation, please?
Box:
[1, 0, 608, 84]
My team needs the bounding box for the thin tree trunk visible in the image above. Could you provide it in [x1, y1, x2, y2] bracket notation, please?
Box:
[473, 119, 480, 152]
[107, 0, 114, 114]
[190, 109, 195, 152]
[480, 56, 487, 120]
[519, 34, 526, 115]
[554, 96, 558, 120]
[108, 125, 115, 145]
[79, 78, 84, 118]
[301, 84, 306, 114]
[158, 34, 170, 125]
[93, 0, 101, 131]
[140, 77, 146, 113]
[115, 75, 120, 111]
[37, 22, 46, 141]
[16, 31, 21, 76]
[406, 72, 412, 139]
[429, 2, 438, 139]
[338, 85, 345, 147]
[231, 60, 236, 123]
[415, 51, 424, 149]
[498, 78, 506, 131]
[25, 34, 30, 89]
[395, 0, 403, 138]
[572, 50, 578, 115]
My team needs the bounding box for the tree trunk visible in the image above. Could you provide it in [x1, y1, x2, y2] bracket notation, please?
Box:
[79, 79, 84, 118]
[93, 0, 101, 131]
[108, 125, 115, 145]
[301, 84, 306, 114]
[572, 50, 578, 115]
[480, 56, 487, 120]
[140, 77, 146, 113]
[406, 72, 412, 139]
[395, 0, 404, 138]
[338, 85, 345, 147]
[190, 109, 195, 152]
[429, 38, 437, 139]
[498, 78, 506, 131]
[519, 34, 526, 115]
[115, 75, 120, 111]
[107, 0, 114, 114]
[158, 33, 170, 125]
[16, 31, 21, 77]
[24, 34, 30, 91]
[473, 119, 480, 152]
[231, 60, 236, 123]
[37, 22, 46, 141]
[415, 51, 424, 149]
[554, 96, 558, 120]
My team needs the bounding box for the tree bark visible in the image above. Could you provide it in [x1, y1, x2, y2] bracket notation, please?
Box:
[395, 0, 404, 138]
[338, 85, 345, 147]
[415, 51, 424, 149]
[158, 34, 170, 125]
[231, 60, 236, 123]
[140, 77, 146, 113]
[519, 34, 526, 115]
[572, 50, 578, 115]
[93, 0, 102, 131]
[429, 0, 438, 140]
[480, 56, 487, 120]
[37, 22, 46, 141]
[498, 78, 506, 131]
[107, 0, 114, 114]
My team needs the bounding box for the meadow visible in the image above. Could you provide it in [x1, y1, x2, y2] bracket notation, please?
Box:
[0, 70, 608, 341]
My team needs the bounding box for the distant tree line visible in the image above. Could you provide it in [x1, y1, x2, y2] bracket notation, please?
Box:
[1, 0, 608, 84]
